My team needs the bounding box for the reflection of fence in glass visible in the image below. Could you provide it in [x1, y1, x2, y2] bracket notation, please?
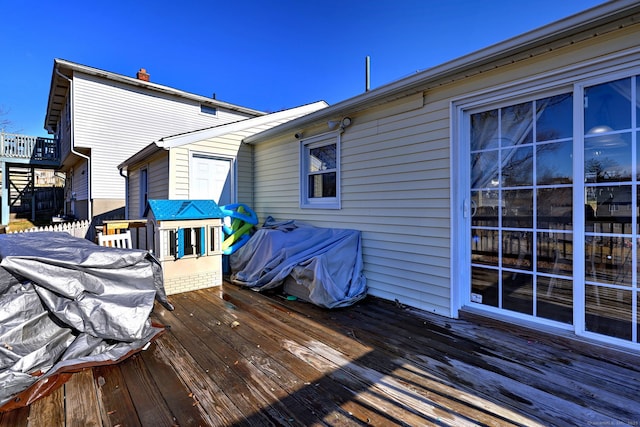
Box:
[586, 235, 632, 287]
[472, 220, 572, 274]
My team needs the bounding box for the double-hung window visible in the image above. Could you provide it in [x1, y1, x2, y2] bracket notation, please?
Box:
[300, 132, 341, 209]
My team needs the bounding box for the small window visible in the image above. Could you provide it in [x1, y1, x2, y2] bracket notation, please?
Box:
[177, 227, 206, 258]
[209, 225, 221, 255]
[160, 229, 177, 260]
[300, 133, 341, 209]
[200, 105, 218, 115]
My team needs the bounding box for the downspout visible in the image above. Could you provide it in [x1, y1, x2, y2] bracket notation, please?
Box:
[119, 167, 129, 220]
[55, 69, 92, 221]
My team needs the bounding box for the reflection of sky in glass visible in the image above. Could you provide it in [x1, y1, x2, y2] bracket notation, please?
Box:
[471, 150, 498, 189]
[502, 146, 533, 186]
[501, 102, 532, 147]
[537, 140, 573, 185]
[584, 78, 631, 132]
[584, 132, 632, 182]
[309, 145, 336, 172]
[471, 110, 498, 151]
[536, 93, 573, 141]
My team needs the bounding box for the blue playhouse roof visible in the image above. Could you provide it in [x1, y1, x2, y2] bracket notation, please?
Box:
[145, 199, 225, 221]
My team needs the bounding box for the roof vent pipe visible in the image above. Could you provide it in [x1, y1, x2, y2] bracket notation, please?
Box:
[365, 56, 370, 92]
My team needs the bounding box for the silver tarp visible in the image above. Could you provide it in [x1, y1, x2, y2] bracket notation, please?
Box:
[230, 218, 367, 308]
[0, 232, 172, 411]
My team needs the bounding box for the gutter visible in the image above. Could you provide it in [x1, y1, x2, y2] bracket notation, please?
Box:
[54, 68, 93, 221]
[244, 0, 640, 144]
[119, 168, 128, 220]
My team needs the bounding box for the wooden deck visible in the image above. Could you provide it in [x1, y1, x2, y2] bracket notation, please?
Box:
[2, 282, 639, 426]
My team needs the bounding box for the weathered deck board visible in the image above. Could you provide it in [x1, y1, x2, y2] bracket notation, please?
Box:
[1, 282, 640, 427]
[26, 385, 64, 427]
[93, 364, 142, 426]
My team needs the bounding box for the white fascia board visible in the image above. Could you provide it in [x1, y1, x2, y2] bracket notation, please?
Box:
[156, 101, 328, 148]
[244, 0, 640, 144]
[118, 142, 166, 171]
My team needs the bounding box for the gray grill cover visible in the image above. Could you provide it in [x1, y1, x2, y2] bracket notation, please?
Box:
[0, 232, 171, 410]
[230, 218, 367, 308]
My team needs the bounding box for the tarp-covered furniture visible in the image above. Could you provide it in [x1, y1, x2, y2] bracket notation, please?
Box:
[0, 232, 171, 412]
[230, 217, 367, 308]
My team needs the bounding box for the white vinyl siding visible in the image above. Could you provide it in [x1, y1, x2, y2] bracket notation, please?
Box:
[126, 152, 169, 219]
[250, 23, 640, 318]
[167, 113, 317, 206]
[72, 73, 256, 201]
[253, 93, 454, 315]
[70, 158, 89, 200]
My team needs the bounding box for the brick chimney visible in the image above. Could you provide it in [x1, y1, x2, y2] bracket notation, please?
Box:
[136, 68, 150, 81]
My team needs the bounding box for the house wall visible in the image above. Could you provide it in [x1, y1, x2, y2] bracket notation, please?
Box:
[251, 23, 640, 317]
[70, 72, 258, 217]
[126, 151, 169, 220]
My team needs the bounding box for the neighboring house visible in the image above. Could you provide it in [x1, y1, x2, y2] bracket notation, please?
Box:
[43, 59, 265, 222]
[118, 101, 327, 221]
[241, 0, 640, 350]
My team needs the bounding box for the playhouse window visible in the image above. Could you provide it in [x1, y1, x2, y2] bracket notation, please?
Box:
[177, 227, 206, 258]
[209, 225, 221, 255]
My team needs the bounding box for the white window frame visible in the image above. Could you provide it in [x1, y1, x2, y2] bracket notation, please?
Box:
[299, 131, 341, 209]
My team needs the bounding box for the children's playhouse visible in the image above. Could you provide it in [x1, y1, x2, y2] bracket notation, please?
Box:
[145, 199, 225, 295]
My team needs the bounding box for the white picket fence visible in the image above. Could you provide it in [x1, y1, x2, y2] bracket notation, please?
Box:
[8, 220, 91, 239]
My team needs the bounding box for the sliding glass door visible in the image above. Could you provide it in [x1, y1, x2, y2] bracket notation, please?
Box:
[467, 73, 640, 346]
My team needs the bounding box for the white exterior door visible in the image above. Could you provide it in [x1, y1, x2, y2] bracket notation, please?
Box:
[190, 154, 234, 206]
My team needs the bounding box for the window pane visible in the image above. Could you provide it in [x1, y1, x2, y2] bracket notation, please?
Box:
[584, 77, 631, 133]
[502, 189, 533, 228]
[309, 144, 336, 172]
[585, 285, 631, 340]
[503, 271, 533, 315]
[585, 185, 632, 233]
[471, 190, 499, 227]
[584, 132, 632, 182]
[537, 232, 572, 276]
[471, 267, 498, 307]
[537, 187, 572, 229]
[537, 276, 573, 324]
[308, 172, 336, 198]
[472, 229, 499, 266]
[502, 146, 533, 186]
[471, 109, 499, 151]
[501, 102, 533, 147]
[586, 236, 632, 287]
[502, 231, 532, 270]
[536, 93, 573, 141]
[536, 140, 573, 185]
[471, 150, 499, 189]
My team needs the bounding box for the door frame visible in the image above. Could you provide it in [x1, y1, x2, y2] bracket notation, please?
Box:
[450, 50, 640, 350]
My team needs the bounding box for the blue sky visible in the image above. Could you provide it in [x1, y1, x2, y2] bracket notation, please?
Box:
[1, 0, 605, 137]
